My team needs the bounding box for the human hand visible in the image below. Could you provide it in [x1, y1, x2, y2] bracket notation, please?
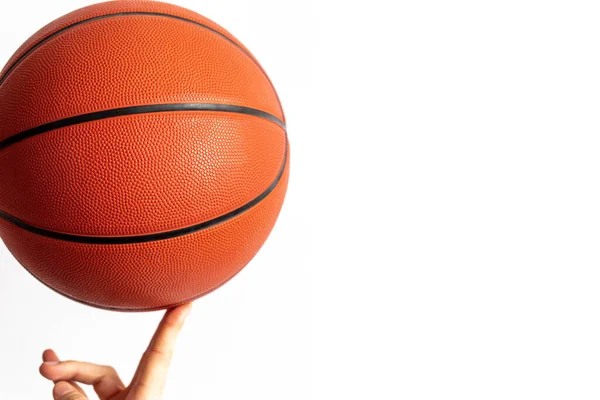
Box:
[39, 303, 192, 400]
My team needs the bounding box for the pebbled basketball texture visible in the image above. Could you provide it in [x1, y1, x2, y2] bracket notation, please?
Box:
[0, 0, 289, 311]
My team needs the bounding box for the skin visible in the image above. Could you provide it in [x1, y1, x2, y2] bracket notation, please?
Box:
[39, 303, 193, 400]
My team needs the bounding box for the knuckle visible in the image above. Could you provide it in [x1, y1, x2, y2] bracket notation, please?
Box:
[164, 319, 184, 331]
[54, 385, 85, 400]
[147, 347, 174, 361]
[104, 365, 118, 376]
[59, 393, 85, 400]
[126, 384, 155, 400]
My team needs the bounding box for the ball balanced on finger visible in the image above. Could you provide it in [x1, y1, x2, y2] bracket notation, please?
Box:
[0, 1, 289, 311]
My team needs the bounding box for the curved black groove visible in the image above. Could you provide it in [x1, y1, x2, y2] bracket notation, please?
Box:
[0, 135, 288, 245]
[0, 11, 274, 92]
[0, 103, 286, 151]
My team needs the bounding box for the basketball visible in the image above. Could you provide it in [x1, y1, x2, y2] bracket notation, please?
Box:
[0, 1, 289, 311]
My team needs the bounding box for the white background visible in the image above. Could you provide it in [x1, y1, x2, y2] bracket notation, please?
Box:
[2, 0, 600, 399]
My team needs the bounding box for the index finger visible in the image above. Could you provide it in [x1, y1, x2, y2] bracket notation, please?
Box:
[129, 303, 192, 397]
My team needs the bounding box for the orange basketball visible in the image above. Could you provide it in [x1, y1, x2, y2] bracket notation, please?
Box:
[0, 1, 289, 311]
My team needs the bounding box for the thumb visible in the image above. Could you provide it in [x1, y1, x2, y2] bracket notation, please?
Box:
[53, 382, 87, 400]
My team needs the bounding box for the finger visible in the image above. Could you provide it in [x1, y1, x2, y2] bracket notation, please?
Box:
[40, 360, 125, 400]
[43, 349, 60, 363]
[130, 303, 192, 397]
[41, 350, 86, 395]
[53, 381, 87, 400]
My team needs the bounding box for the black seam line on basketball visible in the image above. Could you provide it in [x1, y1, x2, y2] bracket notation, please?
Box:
[0, 103, 286, 151]
[0, 135, 288, 245]
[0, 12, 285, 122]
[0, 11, 278, 104]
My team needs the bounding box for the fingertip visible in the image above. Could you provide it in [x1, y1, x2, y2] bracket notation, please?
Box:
[43, 348, 59, 362]
[172, 302, 192, 312]
[165, 302, 193, 324]
[181, 302, 193, 317]
[39, 362, 53, 379]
